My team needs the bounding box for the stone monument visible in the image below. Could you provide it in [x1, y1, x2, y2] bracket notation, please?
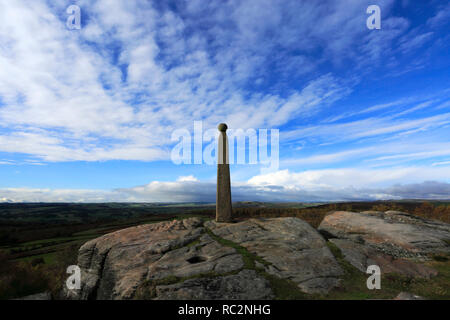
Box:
[216, 123, 232, 222]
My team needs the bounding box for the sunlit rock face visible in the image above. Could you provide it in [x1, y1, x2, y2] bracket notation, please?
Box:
[65, 217, 343, 299]
[319, 210, 450, 278]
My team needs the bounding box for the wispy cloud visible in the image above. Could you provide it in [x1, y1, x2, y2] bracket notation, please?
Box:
[427, 3, 450, 29]
[432, 160, 450, 167]
[0, 0, 440, 163]
[283, 109, 450, 145]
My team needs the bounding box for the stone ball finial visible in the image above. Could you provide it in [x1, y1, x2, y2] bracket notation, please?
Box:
[218, 123, 228, 132]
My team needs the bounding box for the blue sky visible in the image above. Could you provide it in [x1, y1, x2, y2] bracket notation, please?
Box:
[0, 0, 449, 202]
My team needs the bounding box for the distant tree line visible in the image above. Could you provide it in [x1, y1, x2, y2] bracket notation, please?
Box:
[228, 201, 450, 227]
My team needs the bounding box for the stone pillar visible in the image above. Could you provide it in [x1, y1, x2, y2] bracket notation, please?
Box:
[216, 123, 232, 222]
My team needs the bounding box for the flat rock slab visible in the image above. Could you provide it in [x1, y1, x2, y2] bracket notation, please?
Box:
[319, 211, 450, 259]
[205, 217, 343, 294]
[68, 216, 345, 299]
[147, 233, 244, 280]
[320, 211, 450, 278]
[155, 270, 273, 300]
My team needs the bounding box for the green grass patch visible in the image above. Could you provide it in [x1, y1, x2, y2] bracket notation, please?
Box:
[204, 228, 270, 269]
[72, 227, 111, 237]
[16, 235, 95, 247]
[403, 261, 450, 299]
[259, 271, 309, 300]
[7, 235, 97, 259]
[324, 242, 404, 299]
[185, 239, 201, 248]
[18, 252, 58, 265]
[326, 241, 344, 260]
[324, 241, 450, 300]
[433, 255, 449, 262]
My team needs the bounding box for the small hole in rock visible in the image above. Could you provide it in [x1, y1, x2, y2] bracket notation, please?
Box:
[187, 256, 207, 264]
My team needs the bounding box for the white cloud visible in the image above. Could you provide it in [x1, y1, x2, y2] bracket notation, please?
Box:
[248, 167, 450, 189]
[0, 0, 435, 163]
[0, 188, 129, 203]
[432, 160, 450, 167]
[1, 0, 352, 161]
[177, 175, 199, 182]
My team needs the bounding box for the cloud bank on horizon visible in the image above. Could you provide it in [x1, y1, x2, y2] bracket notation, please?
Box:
[1, 173, 450, 203]
[0, 0, 449, 202]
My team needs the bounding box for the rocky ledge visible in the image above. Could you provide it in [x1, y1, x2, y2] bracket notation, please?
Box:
[64, 211, 450, 300]
[318, 210, 450, 278]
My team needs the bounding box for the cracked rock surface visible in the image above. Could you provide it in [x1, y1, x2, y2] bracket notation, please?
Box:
[147, 233, 244, 280]
[65, 212, 449, 300]
[66, 217, 343, 299]
[319, 211, 450, 278]
[67, 218, 208, 300]
[154, 270, 273, 300]
[205, 217, 344, 294]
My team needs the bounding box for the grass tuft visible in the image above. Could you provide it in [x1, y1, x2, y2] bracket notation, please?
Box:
[204, 228, 270, 269]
